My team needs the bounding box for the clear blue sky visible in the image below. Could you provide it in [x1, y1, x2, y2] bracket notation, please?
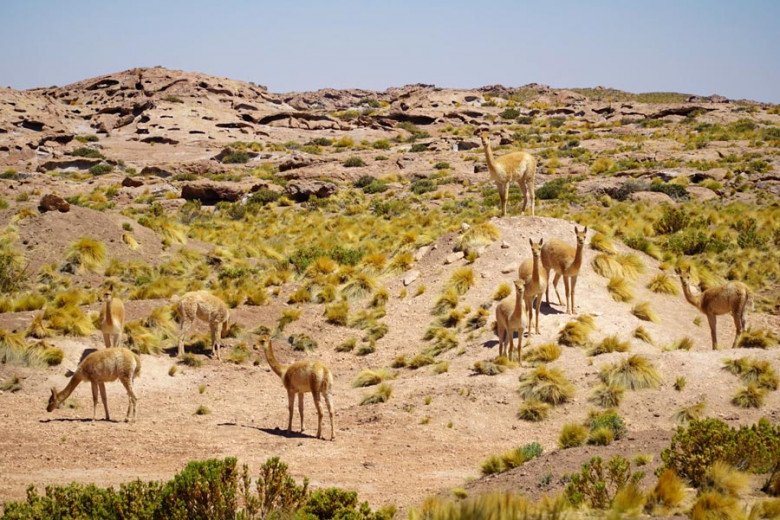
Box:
[2, 0, 778, 103]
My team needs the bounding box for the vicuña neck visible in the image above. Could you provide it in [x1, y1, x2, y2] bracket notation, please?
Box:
[263, 344, 285, 379]
[56, 374, 84, 405]
[681, 281, 703, 311]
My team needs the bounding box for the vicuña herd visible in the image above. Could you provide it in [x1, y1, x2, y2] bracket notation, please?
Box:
[41, 135, 756, 439]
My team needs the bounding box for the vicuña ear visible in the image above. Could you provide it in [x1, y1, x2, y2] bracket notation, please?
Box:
[50, 387, 57, 398]
[584, 226, 588, 233]
[539, 238, 544, 245]
[529, 239, 533, 247]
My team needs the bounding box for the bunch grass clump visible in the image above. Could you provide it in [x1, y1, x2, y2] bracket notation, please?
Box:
[631, 301, 659, 323]
[26, 313, 51, 339]
[456, 223, 500, 255]
[352, 368, 395, 387]
[732, 384, 765, 408]
[433, 287, 460, 315]
[607, 276, 634, 302]
[517, 399, 550, 422]
[703, 461, 749, 497]
[672, 400, 705, 425]
[590, 233, 616, 254]
[599, 354, 662, 390]
[616, 253, 645, 280]
[689, 492, 743, 520]
[722, 357, 778, 390]
[737, 328, 778, 349]
[517, 366, 575, 405]
[408, 354, 435, 369]
[522, 343, 561, 364]
[63, 237, 107, 273]
[646, 469, 687, 514]
[590, 383, 625, 408]
[559, 423, 588, 449]
[592, 253, 624, 279]
[472, 356, 516, 375]
[647, 273, 679, 295]
[480, 443, 544, 475]
[447, 267, 475, 295]
[633, 326, 654, 344]
[589, 335, 631, 356]
[44, 305, 94, 336]
[493, 283, 512, 301]
[360, 382, 392, 405]
[558, 314, 595, 347]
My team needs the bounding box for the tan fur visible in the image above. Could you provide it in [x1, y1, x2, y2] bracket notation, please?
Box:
[99, 286, 125, 348]
[678, 267, 752, 350]
[256, 334, 335, 440]
[518, 238, 548, 335]
[479, 132, 536, 217]
[541, 226, 587, 314]
[176, 291, 230, 360]
[495, 280, 526, 363]
[47, 348, 141, 422]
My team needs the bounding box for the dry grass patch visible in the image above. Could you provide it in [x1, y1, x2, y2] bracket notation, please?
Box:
[518, 366, 575, 405]
[732, 384, 765, 408]
[589, 383, 625, 408]
[456, 222, 500, 255]
[672, 400, 705, 425]
[517, 399, 550, 422]
[737, 328, 778, 349]
[646, 469, 687, 515]
[633, 326, 653, 344]
[599, 354, 662, 390]
[689, 492, 744, 520]
[558, 423, 588, 449]
[607, 276, 634, 302]
[647, 273, 679, 295]
[631, 301, 659, 323]
[590, 233, 616, 254]
[522, 343, 561, 364]
[360, 382, 392, 405]
[352, 368, 396, 387]
[616, 253, 645, 280]
[558, 314, 595, 347]
[722, 357, 778, 390]
[447, 267, 475, 295]
[493, 282, 512, 301]
[63, 237, 107, 273]
[592, 253, 624, 279]
[408, 354, 435, 369]
[589, 335, 631, 356]
[703, 461, 749, 497]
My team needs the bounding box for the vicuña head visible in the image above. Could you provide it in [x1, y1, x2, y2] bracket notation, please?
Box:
[254, 333, 335, 440]
[47, 347, 141, 422]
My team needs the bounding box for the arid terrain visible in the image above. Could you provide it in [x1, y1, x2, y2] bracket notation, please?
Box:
[0, 67, 778, 516]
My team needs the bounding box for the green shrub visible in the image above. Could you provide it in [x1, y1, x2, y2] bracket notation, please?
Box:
[535, 176, 576, 200]
[411, 178, 437, 195]
[343, 157, 366, 167]
[649, 181, 689, 200]
[586, 409, 627, 441]
[89, 163, 113, 176]
[246, 457, 308, 519]
[69, 147, 105, 159]
[247, 189, 280, 206]
[499, 107, 520, 119]
[409, 143, 428, 153]
[659, 418, 780, 486]
[565, 455, 644, 509]
[222, 150, 250, 164]
[653, 206, 690, 235]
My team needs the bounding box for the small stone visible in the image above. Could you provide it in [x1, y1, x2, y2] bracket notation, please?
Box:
[445, 251, 464, 264]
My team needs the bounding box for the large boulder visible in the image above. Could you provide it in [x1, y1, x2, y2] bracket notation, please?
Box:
[284, 180, 338, 202]
[628, 191, 675, 205]
[38, 194, 70, 213]
[181, 181, 243, 204]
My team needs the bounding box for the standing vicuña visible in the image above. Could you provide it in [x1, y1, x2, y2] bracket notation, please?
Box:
[495, 280, 527, 363]
[542, 226, 588, 314]
[677, 266, 752, 350]
[518, 238, 548, 335]
[99, 285, 125, 348]
[46, 347, 140, 422]
[256, 334, 335, 440]
[479, 132, 536, 217]
[176, 291, 229, 360]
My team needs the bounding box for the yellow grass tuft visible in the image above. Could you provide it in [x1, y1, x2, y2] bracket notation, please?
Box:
[341, 272, 376, 300]
[647, 273, 679, 295]
[631, 301, 659, 322]
[589, 383, 625, 408]
[600, 354, 662, 390]
[590, 233, 616, 254]
[607, 276, 634, 302]
[456, 223, 500, 254]
[665, 337, 694, 351]
[589, 335, 631, 356]
[408, 354, 435, 369]
[324, 301, 349, 326]
[611, 482, 646, 517]
[732, 384, 765, 408]
[518, 366, 575, 405]
[750, 499, 780, 520]
[704, 461, 750, 498]
[723, 357, 778, 390]
[672, 400, 705, 425]
[647, 469, 687, 514]
[522, 343, 561, 364]
[63, 237, 107, 273]
[26, 313, 51, 339]
[558, 315, 595, 347]
[558, 423, 588, 449]
[44, 304, 93, 336]
[633, 326, 654, 344]
[616, 253, 645, 280]
[690, 492, 745, 520]
[433, 287, 460, 315]
[447, 267, 475, 295]
[737, 328, 779, 349]
[517, 399, 550, 422]
[360, 382, 392, 405]
[493, 282, 512, 301]
[472, 359, 506, 376]
[592, 253, 624, 278]
[352, 368, 396, 387]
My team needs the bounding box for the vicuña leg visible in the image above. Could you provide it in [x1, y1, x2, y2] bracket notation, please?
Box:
[551, 272, 563, 306]
[178, 317, 193, 357]
[731, 311, 743, 349]
[570, 276, 578, 314]
[323, 391, 334, 441]
[120, 377, 137, 422]
[707, 313, 718, 350]
[298, 392, 305, 432]
[312, 389, 324, 439]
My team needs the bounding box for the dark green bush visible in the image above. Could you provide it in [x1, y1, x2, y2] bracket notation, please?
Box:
[649, 181, 689, 201]
[222, 151, 250, 164]
[613, 180, 650, 201]
[247, 188, 280, 206]
[287, 245, 365, 273]
[659, 418, 780, 486]
[69, 147, 105, 159]
[157, 458, 238, 519]
[89, 164, 113, 176]
[734, 218, 769, 250]
[310, 137, 332, 146]
[535, 176, 577, 200]
[246, 456, 309, 518]
[434, 162, 450, 170]
[362, 181, 389, 194]
[499, 108, 520, 119]
[411, 178, 437, 195]
[343, 157, 366, 168]
[353, 176, 377, 189]
[586, 409, 627, 441]
[409, 143, 428, 153]
[75, 134, 99, 143]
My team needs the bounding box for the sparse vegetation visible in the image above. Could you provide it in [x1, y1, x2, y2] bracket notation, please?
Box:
[517, 366, 575, 405]
[599, 354, 662, 390]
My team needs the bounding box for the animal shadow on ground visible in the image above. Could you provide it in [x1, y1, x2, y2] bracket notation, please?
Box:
[40, 417, 119, 424]
[219, 422, 313, 439]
